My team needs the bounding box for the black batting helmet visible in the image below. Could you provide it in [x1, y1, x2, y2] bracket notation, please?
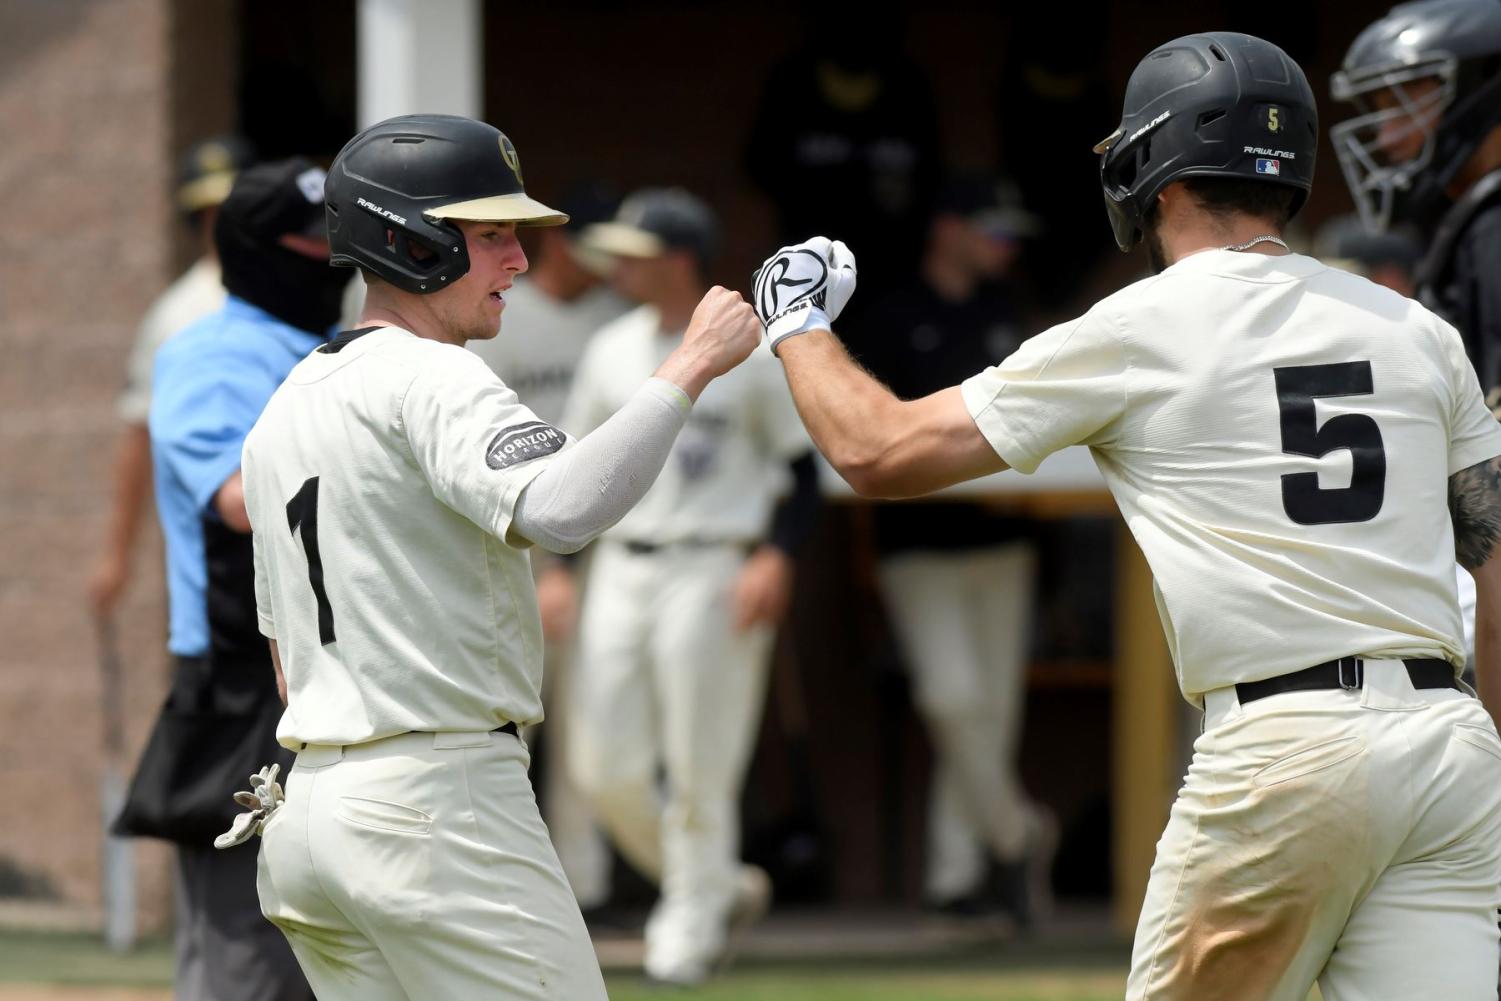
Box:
[325, 114, 567, 294]
[1331, 0, 1501, 233]
[1095, 32, 1319, 251]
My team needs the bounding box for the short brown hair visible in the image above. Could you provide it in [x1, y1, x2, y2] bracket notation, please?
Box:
[1181, 176, 1298, 227]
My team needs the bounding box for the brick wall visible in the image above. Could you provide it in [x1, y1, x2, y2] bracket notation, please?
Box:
[0, 0, 179, 931]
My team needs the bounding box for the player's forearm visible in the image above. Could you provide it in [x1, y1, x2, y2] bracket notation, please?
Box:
[653, 342, 720, 403]
[510, 378, 691, 553]
[105, 425, 154, 562]
[214, 470, 252, 533]
[775, 330, 912, 494]
[1472, 559, 1501, 727]
[776, 331, 1006, 498]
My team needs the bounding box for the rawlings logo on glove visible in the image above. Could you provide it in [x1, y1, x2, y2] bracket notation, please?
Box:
[752, 237, 858, 356]
[214, 763, 286, 850]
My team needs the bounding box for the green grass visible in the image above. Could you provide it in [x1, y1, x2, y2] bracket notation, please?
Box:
[0, 932, 174, 988]
[0, 930, 1128, 1000]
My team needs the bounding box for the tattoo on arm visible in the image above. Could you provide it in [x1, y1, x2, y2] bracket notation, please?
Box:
[1449, 454, 1501, 569]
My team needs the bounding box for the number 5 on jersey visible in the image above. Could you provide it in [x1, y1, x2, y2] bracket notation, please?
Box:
[1274, 361, 1387, 526]
[286, 476, 336, 644]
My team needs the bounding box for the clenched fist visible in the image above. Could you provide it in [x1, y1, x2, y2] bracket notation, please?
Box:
[752, 237, 858, 355]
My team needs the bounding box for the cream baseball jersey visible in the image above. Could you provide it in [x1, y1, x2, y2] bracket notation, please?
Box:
[119, 258, 225, 423]
[962, 250, 1501, 703]
[564, 305, 809, 543]
[243, 326, 572, 748]
[467, 277, 630, 426]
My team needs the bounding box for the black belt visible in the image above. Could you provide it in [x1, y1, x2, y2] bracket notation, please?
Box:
[621, 539, 752, 556]
[298, 721, 517, 753]
[1236, 658, 1459, 705]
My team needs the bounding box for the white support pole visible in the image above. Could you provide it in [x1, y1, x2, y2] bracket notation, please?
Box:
[357, 0, 483, 128]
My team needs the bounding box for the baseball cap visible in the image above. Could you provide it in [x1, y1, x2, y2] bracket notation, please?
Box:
[175, 135, 256, 213]
[936, 174, 1042, 239]
[218, 157, 330, 243]
[581, 187, 720, 265]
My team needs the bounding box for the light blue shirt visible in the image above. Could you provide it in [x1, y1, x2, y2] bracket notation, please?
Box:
[149, 296, 326, 657]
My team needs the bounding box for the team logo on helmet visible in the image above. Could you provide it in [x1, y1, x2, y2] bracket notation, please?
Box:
[499, 134, 523, 185]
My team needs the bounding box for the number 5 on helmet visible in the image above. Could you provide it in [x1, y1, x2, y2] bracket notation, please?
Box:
[752, 237, 858, 356]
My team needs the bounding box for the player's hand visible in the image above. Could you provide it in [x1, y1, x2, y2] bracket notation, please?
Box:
[752, 237, 858, 356]
[731, 545, 794, 632]
[535, 561, 578, 642]
[658, 287, 761, 399]
[683, 286, 761, 378]
[88, 555, 129, 619]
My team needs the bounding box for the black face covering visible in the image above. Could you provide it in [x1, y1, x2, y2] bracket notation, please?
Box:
[217, 226, 348, 336]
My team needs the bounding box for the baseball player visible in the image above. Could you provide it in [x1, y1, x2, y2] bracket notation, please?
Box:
[755, 32, 1501, 1001]
[466, 185, 628, 912]
[1332, 0, 1501, 710]
[850, 175, 1055, 926]
[236, 115, 760, 1001]
[89, 136, 253, 619]
[562, 188, 819, 985]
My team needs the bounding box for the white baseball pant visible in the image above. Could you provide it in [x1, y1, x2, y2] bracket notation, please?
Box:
[256, 729, 607, 1001]
[1128, 659, 1501, 1001]
[568, 540, 773, 975]
[877, 542, 1038, 901]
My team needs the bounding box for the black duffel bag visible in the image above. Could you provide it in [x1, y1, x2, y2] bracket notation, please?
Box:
[112, 656, 294, 846]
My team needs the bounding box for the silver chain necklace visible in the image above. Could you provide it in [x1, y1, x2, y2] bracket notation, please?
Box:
[1220, 234, 1289, 252]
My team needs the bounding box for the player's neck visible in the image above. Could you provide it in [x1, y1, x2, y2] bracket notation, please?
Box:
[359, 285, 462, 347]
[1449, 127, 1501, 198]
[1161, 216, 1289, 265]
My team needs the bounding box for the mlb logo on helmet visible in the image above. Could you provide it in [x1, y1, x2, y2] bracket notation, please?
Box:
[1256, 158, 1281, 176]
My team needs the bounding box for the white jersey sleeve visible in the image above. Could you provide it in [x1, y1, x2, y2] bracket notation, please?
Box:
[400, 348, 571, 542]
[961, 310, 1129, 473]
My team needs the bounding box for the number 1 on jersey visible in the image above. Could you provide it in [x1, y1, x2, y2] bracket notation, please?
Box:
[286, 476, 336, 644]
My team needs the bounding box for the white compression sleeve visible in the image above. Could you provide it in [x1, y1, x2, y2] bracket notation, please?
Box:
[510, 377, 692, 554]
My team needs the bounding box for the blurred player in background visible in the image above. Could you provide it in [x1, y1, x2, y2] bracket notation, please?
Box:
[468, 183, 629, 913]
[564, 188, 820, 985]
[1333, 0, 1501, 399]
[1314, 213, 1423, 297]
[847, 174, 1055, 928]
[89, 135, 253, 621]
[148, 158, 340, 1001]
[744, 9, 939, 309]
[1333, 0, 1501, 708]
[755, 31, 1501, 1000]
[240, 115, 761, 1000]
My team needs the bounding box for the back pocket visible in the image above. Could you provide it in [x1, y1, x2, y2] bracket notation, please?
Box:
[336, 797, 432, 836]
[1252, 735, 1365, 789]
[1454, 723, 1501, 764]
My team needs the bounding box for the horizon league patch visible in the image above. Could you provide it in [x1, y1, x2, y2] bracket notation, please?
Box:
[485, 421, 565, 470]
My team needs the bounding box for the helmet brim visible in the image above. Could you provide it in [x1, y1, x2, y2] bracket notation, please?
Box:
[426, 192, 568, 226]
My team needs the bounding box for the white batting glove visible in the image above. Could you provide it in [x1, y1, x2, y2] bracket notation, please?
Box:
[752, 237, 858, 356]
[213, 763, 285, 850]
